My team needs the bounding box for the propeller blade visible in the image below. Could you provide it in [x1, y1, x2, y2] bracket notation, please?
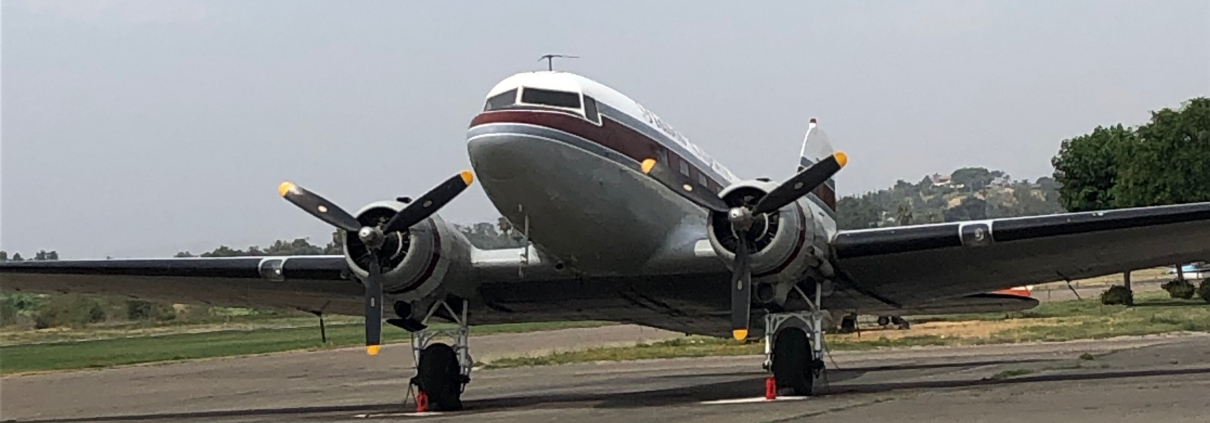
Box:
[279, 182, 362, 233]
[730, 236, 752, 341]
[365, 252, 384, 356]
[752, 152, 847, 215]
[640, 159, 730, 213]
[382, 171, 475, 234]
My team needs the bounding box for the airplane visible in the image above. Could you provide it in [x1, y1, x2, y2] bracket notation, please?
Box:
[4, 70, 1210, 412]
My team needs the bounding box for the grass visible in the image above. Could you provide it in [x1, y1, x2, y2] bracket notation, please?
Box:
[5, 291, 1207, 374]
[483, 292, 1209, 369]
[0, 320, 611, 375]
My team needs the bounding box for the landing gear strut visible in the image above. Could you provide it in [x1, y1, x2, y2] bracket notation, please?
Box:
[763, 281, 826, 396]
[409, 298, 472, 411]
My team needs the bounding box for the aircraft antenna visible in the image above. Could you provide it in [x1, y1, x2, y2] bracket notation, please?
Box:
[538, 54, 579, 71]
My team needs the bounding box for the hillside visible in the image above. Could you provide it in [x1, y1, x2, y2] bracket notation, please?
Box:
[836, 167, 1064, 230]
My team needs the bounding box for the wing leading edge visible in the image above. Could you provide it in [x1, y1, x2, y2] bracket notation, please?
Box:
[832, 201, 1210, 306]
[0, 256, 366, 315]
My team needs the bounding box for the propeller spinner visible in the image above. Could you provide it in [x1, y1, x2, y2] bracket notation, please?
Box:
[641, 152, 847, 341]
[279, 171, 474, 355]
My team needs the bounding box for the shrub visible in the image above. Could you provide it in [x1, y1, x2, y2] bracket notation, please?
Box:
[1199, 280, 1210, 303]
[1100, 285, 1133, 306]
[1161, 279, 1197, 299]
[125, 300, 176, 321]
[34, 294, 109, 328]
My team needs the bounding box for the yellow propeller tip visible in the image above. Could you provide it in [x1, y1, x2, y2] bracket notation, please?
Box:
[366, 345, 381, 356]
[460, 170, 475, 186]
[732, 329, 748, 341]
[278, 181, 295, 197]
[834, 151, 848, 168]
[641, 159, 657, 174]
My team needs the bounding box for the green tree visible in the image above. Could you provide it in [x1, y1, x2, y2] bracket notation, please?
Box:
[11, 253, 23, 262]
[1051, 124, 1134, 212]
[951, 167, 994, 192]
[944, 198, 988, 222]
[1111, 98, 1210, 207]
[836, 195, 885, 229]
[0, 251, 7, 261]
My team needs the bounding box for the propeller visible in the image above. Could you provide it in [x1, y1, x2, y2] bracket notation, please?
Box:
[641, 152, 848, 341]
[278, 171, 475, 355]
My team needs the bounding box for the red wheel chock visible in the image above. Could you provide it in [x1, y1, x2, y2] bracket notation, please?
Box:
[765, 377, 777, 400]
[415, 390, 429, 413]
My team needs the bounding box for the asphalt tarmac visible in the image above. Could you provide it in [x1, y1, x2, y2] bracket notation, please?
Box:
[3, 328, 1209, 423]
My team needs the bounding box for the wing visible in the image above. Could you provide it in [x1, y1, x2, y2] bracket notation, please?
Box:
[832, 201, 1210, 306]
[0, 239, 730, 327]
[0, 256, 366, 315]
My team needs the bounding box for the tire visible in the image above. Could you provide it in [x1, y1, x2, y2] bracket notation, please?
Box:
[771, 328, 813, 396]
[877, 316, 890, 326]
[415, 343, 463, 411]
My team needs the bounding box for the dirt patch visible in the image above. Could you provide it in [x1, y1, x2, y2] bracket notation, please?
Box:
[833, 319, 1065, 341]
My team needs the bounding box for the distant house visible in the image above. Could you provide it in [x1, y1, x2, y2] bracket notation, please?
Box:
[928, 173, 953, 187]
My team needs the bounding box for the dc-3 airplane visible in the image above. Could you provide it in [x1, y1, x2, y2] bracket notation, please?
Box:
[4, 70, 1210, 411]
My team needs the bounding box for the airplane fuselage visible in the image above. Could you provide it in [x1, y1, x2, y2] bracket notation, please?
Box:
[465, 71, 833, 276]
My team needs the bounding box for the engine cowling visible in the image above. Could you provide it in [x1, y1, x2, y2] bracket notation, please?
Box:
[342, 200, 476, 303]
[707, 180, 827, 289]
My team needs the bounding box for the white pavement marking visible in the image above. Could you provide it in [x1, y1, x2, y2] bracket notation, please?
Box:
[700, 396, 810, 405]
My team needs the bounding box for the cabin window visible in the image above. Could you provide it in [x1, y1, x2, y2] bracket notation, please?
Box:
[484, 89, 517, 111]
[521, 88, 582, 109]
[698, 173, 708, 187]
[679, 161, 690, 177]
[583, 96, 600, 123]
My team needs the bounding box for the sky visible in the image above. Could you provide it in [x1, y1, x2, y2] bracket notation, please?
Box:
[3, 0, 1208, 259]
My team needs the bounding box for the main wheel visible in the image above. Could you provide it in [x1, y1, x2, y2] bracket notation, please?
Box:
[877, 316, 891, 326]
[892, 316, 911, 330]
[771, 328, 814, 396]
[415, 343, 463, 411]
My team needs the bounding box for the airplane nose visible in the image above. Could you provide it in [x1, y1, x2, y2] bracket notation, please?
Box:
[467, 136, 530, 183]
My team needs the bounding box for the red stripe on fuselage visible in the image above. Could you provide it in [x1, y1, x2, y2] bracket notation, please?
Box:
[470, 110, 726, 194]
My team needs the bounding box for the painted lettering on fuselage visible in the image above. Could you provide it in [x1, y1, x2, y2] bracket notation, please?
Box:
[636, 104, 739, 183]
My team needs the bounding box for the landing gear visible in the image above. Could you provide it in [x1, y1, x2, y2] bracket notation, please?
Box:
[877, 315, 909, 329]
[408, 298, 472, 411]
[763, 282, 826, 396]
[891, 316, 910, 330]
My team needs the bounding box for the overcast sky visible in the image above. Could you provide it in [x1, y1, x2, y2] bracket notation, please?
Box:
[3, 0, 1208, 258]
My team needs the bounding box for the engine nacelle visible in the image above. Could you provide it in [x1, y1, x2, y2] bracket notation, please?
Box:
[707, 180, 827, 288]
[342, 200, 476, 303]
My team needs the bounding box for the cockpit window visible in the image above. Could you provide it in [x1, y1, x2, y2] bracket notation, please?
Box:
[583, 96, 600, 123]
[484, 89, 517, 111]
[521, 88, 581, 109]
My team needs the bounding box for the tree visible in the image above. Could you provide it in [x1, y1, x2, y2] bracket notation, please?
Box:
[895, 202, 913, 226]
[323, 230, 343, 255]
[944, 198, 988, 222]
[11, 253, 23, 262]
[951, 167, 994, 192]
[1111, 98, 1210, 207]
[1051, 124, 1133, 212]
[0, 251, 7, 261]
[174, 251, 195, 258]
[836, 195, 885, 229]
